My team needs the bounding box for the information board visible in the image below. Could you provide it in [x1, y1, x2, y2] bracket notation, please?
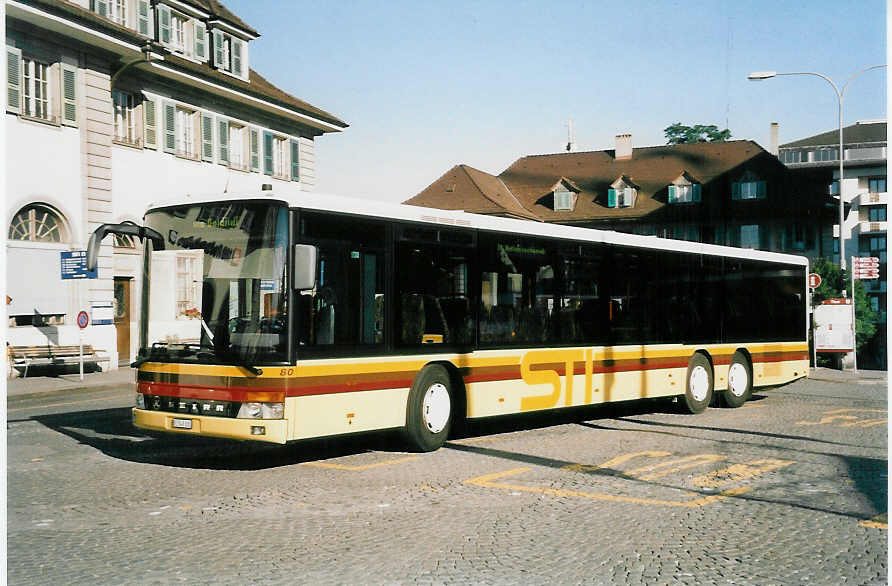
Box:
[61, 251, 98, 280]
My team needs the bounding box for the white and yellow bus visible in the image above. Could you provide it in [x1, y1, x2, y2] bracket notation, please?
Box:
[88, 187, 809, 451]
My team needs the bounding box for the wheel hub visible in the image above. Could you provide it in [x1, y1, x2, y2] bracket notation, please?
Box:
[728, 363, 749, 397]
[422, 383, 451, 434]
[689, 365, 709, 402]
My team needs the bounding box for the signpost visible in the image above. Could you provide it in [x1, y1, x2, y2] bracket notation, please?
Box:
[848, 257, 881, 374]
[77, 310, 89, 381]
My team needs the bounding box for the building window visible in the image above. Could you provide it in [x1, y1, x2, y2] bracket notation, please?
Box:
[740, 225, 760, 249]
[866, 236, 887, 263]
[554, 187, 573, 211]
[273, 135, 287, 177]
[868, 207, 887, 222]
[22, 57, 51, 121]
[175, 106, 197, 158]
[176, 254, 201, 317]
[109, 0, 127, 25]
[732, 173, 767, 200]
[228, 122, 247, 170]
[868, 177, 886, 193]
[8, 204, 67, 242]
[784, 223, 814, 251]
[114, 233, 137, 248]
[213, 31, 245, 76]
[829, 180, 840, 196]
[171, 11, 189, 53]
[668, 183, 701, 204]
[113, 90, 138, 145]
[608, 182, 637, 208]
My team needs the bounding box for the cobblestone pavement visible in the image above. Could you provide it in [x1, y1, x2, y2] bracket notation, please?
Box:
[7, 376, 888, 585]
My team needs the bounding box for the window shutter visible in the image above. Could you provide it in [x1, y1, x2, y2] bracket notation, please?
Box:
[758, 181, 767, 198]
[692, 183, 702, 202]
[194, 21, 207, 60]
[290, 139, 300, 181]
[60, 63, 77, 126]
[137, 0, 151, 36]
[731, 182, 741, 200]
[143, 97, 157, 148]
[163, 101, 176, 153]
[95, 0, 109, 18]
[624, 187, 634, 207]
[217, 118, 229, 165]
[249, 128, 260, 171]
[201, 113, 213, 161]
[158, 4, 171, 44]
[607, 188, 616, 208]
[6, 46, 22, 115]
[232, 39, 243, 77]
[668, 185, 676, 204]
[263, 131, 273, 175]
[212, 29, 224, 68]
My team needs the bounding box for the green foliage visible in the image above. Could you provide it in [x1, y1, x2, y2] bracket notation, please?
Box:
[664, 123, 732, 145]
[810, 257, 878, 349]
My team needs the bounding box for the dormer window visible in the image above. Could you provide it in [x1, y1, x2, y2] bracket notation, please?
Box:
[157, 4, 208, 62]
[212, 30, 246, 78]
[607, 177, 638, 208]
[732, 171, 767, 200]
[555, 188, 573, 211]
[668, 172, 702, 204]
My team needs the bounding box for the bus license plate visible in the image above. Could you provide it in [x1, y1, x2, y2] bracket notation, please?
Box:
[172, 418, 193, 430]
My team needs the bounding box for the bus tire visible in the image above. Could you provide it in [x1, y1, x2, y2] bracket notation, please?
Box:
[681, 353, 713, 414]
[720, 351, 752, 408]
[403, 364, 453, 452]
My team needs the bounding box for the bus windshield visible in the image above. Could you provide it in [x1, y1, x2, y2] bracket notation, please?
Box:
[142, 201, 289, 365]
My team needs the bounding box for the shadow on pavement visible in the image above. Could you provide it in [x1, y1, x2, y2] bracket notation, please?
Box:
[22, 407, 410, 470]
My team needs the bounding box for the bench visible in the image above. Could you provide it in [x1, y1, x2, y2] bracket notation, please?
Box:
[8, 344, 111, 377]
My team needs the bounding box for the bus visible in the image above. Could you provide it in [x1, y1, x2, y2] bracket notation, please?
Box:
[87, 187, 809, 452]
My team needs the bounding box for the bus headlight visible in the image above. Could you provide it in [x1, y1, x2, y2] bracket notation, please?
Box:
[237, 402, 284, 419]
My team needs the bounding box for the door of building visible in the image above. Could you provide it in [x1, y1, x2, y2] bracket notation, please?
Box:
[114, 278, 131, 366]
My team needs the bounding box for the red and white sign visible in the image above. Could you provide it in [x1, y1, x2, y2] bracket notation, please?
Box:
[808, 273, 822, 289]
[853, 256, 880, 267]
[855, 269, 880, 280]
[76, 310, 89, 329]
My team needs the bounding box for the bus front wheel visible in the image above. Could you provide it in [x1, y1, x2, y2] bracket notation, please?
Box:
[720, 351, 752, 408]
[403, 364, 453, 452]
[681, 353, 713, 414]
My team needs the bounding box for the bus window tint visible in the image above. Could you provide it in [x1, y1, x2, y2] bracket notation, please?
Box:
[559, 244, 608, 344]
[724, 260, 805, 342]
[479, 234, 557, 346]
[298, 212, 385, 349]
[396, 238, 474, 347]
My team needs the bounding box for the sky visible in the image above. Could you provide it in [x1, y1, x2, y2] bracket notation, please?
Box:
[226, 0, 887, 203]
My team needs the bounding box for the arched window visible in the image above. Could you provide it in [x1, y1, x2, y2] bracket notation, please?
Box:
[8, 204, 68, 243]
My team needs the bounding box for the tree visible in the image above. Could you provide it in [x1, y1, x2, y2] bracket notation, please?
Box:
[810, 257, 877, 349]
[664, 123, 732, 145]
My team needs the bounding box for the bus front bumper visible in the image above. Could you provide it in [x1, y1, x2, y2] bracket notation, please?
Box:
[133, 408, 288, 444]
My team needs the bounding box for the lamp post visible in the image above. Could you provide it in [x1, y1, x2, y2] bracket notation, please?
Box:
[748, 66, 886, 274]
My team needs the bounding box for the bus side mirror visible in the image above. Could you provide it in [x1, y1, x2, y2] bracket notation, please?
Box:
[293, 244, 318, 290]
[86, 229, 103, 272]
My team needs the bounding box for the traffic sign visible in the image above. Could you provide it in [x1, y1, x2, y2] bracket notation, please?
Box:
[855, 270, 880, 280]
[77, 311, 89, 329]
[808, 273, 822, 289]
[853, 257, 880, 267]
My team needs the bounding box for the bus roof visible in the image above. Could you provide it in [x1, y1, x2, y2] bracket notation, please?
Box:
[145, 187, 809, 266]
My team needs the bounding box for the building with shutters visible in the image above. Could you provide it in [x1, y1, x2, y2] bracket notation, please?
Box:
[406, 135, 836, 255]
[5, 0, 347, 369]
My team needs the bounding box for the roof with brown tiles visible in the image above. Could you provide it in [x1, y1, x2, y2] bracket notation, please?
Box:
[406, 140, 793, 222]
[186, 0, 260, 37]
[406, 165, 540, 221]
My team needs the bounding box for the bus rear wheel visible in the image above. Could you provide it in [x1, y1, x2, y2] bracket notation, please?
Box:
[681, 353, 713, 414]
[403, 364, 453, 452]
[720, 351, 752, 408]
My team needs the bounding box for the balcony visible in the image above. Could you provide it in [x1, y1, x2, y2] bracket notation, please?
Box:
[860, 191, 888, 206]
[857, 221, 888, 235]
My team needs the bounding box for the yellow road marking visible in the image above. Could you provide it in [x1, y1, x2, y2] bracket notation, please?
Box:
[797, 408, 888, 427]
[563, 451, 670, 473]
[465, 468, 750, 507]
[627, 454, 726, 482]
[692, 458, 794, 488]
[841, 419, 887, 428]
[797, 415, 859, 426]
[823, 408, 887, 415]
[302, 455, 419, 471]
[860, 513, 888, 529]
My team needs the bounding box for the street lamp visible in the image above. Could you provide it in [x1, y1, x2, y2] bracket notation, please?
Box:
[747, 65, 886, 274]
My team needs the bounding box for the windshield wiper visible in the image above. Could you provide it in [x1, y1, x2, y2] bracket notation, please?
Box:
[130, 343, 260, 376]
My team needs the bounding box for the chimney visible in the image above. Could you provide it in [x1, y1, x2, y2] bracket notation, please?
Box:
[769, 122, 779, 156]
[615, 134, 632, 160]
